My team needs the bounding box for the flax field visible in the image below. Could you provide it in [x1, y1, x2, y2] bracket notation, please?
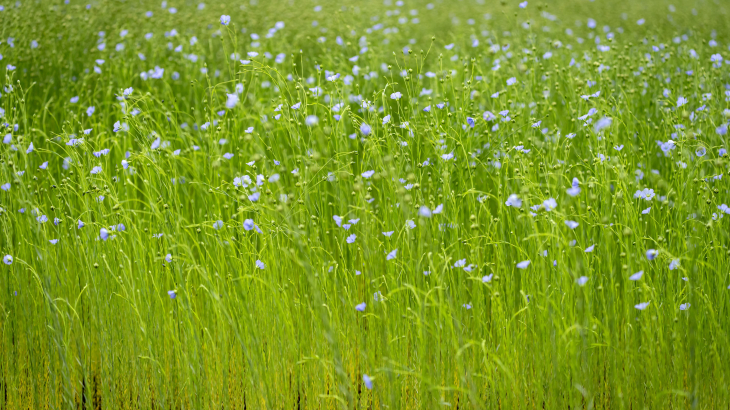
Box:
[1, 0, 730, 408]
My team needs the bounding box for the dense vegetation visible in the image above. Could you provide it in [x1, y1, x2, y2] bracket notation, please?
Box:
[2, 0, 730, 408]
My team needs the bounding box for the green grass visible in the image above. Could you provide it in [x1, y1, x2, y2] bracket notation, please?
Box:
[1, 0, 730, 408]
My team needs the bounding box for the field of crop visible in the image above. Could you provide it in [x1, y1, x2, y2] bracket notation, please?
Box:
[2, 0, 730, 408]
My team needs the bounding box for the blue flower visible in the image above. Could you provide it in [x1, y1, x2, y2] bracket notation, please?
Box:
[386, 249, 397, 260]
[226, 93, 239, 109]
[86, 106, 95, 116]
[90, 166, 102, 175]
[594, 117, 612, 133]
[168, 290, 176, 299]
[255, 260, 265, 269]
[220, 15, 231, 25]
[100, 228, 109, 240]
[542, 198, 557, 211]
[635, 301, 650, 310]
[355, 302, 366, 312]
[516, 260, 530, 269]
[3, 255, 12, 265]
[213, 220, 224, 230]
[346, 234, 357, 244]
[629, 271, 644, 281]
[418, 206, 432, 217]
[646, 249, 658, 260]
[360, 123, 371, 136]
[243, 219, 255, 231]
[576, 276, 589, 286]
[362, 374, 373, 389]
[305, 115, 319, 126]
[696, 147, 706, 157]
[565, 220, 579, 229]
[505, 194, 522, 207]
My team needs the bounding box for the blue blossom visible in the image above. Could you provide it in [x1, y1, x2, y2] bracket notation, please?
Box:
[594, 117, 612, 132]
[363, 374, 373, 389]
[634, 188, 655, 201]
[418, 206, 431, 217]
[542, 198, 557, 211]
[305, 115, 318, 126]
[576, 276, 589, 286]
[646, 249, 658, 260]
[3, 255, 13, 265]
[516, 260, 530, 269]
[386, 249, 397, 260]
[355, 302, 366, 312]
[226, 93, 239, 109]
[220, 15, 231, 25]
[346, 234, 357, 244]
[100, 228, 109, 240]
[567, 178, 581, 196]
[505, 194, 522, 207]
[629, 271, 644, 281]
[360, 123, 372, 136]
